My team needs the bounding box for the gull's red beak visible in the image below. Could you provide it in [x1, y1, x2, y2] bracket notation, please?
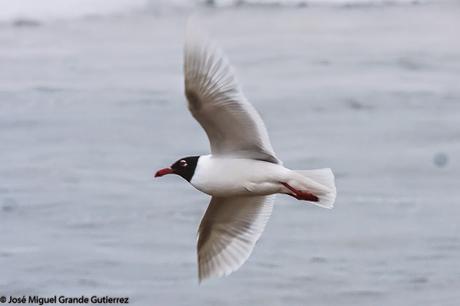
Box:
[154, 167, 174, 178]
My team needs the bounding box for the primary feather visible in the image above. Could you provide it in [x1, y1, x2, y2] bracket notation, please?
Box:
[184, 23, 280, 164]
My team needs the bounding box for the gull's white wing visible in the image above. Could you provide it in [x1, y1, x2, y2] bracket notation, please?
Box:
[184, 25, 280, 164]
[197, 195, 274, 282]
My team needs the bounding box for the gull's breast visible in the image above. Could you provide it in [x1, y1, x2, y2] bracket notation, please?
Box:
[190, 156, 287, 197]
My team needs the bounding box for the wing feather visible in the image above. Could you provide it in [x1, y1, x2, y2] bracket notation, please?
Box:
[197, 195, 275, 282]
[184, 23, 280, 164]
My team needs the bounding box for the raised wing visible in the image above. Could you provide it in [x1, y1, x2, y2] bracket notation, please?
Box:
[197, 195, 275, 282]
[184, 24, 280, 164]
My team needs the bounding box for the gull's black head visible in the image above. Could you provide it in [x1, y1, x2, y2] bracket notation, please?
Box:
[154, 156, 199, 182]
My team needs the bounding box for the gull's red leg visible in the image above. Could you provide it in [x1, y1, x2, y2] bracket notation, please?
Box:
[281, 182, 319, 202]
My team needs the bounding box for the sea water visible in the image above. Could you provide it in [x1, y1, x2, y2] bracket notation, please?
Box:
[0, 1, 459, 305]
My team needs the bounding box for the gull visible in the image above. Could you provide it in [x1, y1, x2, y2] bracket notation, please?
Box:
[155, 23, 336, 282]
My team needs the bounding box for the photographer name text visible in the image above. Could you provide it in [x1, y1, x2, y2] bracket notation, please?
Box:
[0, 295, 129, 305]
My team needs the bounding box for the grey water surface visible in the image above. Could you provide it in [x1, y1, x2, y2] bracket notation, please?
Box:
[1, 2, 460, 306]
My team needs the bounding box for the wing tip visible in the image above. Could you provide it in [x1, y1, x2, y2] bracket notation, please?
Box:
[197, 265, 233, 284]
[197, 245, 256, 283]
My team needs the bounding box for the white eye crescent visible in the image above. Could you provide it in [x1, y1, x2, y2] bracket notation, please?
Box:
[179, 160, 188, 167]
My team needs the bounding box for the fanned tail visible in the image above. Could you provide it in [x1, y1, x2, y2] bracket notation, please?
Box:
[293, 168, 337, 209]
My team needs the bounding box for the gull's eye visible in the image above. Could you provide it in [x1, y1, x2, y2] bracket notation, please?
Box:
[179, 160, 187, 167]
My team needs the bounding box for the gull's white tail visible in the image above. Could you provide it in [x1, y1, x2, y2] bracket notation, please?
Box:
[293, 168, 337, 209]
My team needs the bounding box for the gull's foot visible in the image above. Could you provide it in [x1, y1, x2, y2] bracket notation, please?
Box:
[281, 182, 319, 202]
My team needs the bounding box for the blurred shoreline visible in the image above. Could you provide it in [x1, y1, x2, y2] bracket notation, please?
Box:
[0, 0, 457, 25]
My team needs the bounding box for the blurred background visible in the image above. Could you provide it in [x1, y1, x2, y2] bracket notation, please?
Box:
[0, 0, 459, 305]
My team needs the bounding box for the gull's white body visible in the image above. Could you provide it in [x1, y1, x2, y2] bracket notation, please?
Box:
[160, 21, 337, 282]
[192, 155, 333, 198]
[191, 155, 288, 197]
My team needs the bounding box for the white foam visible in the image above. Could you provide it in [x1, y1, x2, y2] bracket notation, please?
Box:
[0, 0, 148, 22]
[198, 0, 425, 7]
[0, 0, 432, 22]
